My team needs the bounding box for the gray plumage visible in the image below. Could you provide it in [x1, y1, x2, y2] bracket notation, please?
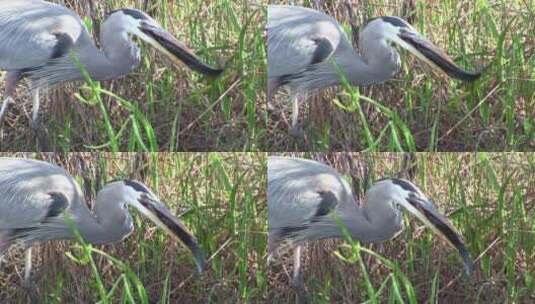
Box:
[0, 158, 206, 280]
[0, 0, 222, 124]
[268, 156, 473, 286]
[267, 5, 481, 134]
[0, 158, 136, 248]
[268, 157, 402, 250]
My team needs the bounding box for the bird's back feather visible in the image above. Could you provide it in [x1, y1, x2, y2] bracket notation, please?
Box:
[0, 0, 85, 71]
[0, 159, 83, 235]
[267, 5, 345, 81]
[267, 157, 354, 250]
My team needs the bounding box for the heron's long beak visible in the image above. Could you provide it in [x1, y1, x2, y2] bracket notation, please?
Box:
[399, 195, 474, 276]
[137, 22, 223, 77]
[389, 26, 480, 81]
[135, 194, 206, 273]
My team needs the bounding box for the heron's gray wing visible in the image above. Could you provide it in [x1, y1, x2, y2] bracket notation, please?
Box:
[267, 157, 351, 246]
[267, 5, 343, 79]
[0, 158, 78, 231]
[311, 191, 338, 219]
[273, 190, 339, 244]
[0, 0, 84, 71]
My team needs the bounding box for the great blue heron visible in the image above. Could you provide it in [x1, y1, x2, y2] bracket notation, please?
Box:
[268, 156, 473, 292]
[0, 158, 205, 284]
[267, 5, 481, 136]
[0, 0, 223, 126]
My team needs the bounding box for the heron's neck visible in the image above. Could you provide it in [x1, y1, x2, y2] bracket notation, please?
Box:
[321, 202, 402, 243]
[75, 27, 140, 82]
[75, 189, 132, 245]
[334, 39, 399, 87]
[299, 42, 394, 93]
[76, 213, 120, 245]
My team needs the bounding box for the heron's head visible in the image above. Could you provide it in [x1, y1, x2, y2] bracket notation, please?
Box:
[104, 8, 223, 76]
[113, 179, 206, 273]
[361, 16, 480, 81]
[369, 178, 473, 276]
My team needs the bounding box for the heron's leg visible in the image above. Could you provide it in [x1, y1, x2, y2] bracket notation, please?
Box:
[31, 88, 41, 128]
[0, 71, 22, 125]
[292, 245, 304, 290]
[24, 247, 32, 284]
[293, 245, 308, 304]
[291, 94, 299, 132]
[22, 247, 38, 299]
[29, 88, 49, 150]
[290, 94, 304, 139]
[267, 79, 278, 111]
[0, 96, 13, 125]
[267, 251, 273, 266]
[267, 239, 277, 267]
